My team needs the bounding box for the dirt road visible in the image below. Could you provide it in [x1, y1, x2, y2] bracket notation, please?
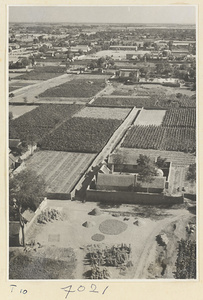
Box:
[133, 210, 191, 278]
[9, 74, 75, 103]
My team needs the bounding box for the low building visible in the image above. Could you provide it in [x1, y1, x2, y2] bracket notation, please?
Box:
[116, 68, 140, 82]
[86, 150, 183, 205]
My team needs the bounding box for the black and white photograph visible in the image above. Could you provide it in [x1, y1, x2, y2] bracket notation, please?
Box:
[8, 5, 197, 281]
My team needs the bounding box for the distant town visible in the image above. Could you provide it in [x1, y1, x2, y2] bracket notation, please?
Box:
[9, 20, 196, 280]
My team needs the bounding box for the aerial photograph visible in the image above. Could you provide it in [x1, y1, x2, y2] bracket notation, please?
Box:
[8, 5, 196, 280]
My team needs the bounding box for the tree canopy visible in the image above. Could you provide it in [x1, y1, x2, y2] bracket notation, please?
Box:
[137, 154, 158, 183]
[9, 169, 47, 218]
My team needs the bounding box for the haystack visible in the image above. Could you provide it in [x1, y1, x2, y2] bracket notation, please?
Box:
[82, 221, 95, 228]
[89, 208, 101, 216]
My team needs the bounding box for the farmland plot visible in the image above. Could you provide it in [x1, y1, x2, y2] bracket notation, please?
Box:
[73, 107, 131, 120]
[15, 66, 67, 81]
[39, 79, 106, 98]
[9, 104, 83, 142]
[92, 95, 196, 109]
[92, 97, 154, 108]
[134, 109, 166, 126]
[9, 105, 39, 119]
[41, 117, 122, 153]
[26, 151, 96, 194]
[162, 108, 196, 128]
[121, 125, 196, 153]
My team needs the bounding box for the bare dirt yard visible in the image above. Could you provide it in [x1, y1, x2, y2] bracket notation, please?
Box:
[11, 199, 195, 280]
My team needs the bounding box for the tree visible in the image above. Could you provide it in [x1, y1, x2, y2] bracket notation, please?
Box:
[9, 169, 46, 246]
[186, 163, 196, 183]
[156, 156, 167, 169]
[89, 60, 97, 70]
[137, 155, 158, 190]
[39, 44, 48, 53]
[97, 57, 106, 68]
[21, 57, 30, 68]
[9, 169, 46, 213]
[112, 152, 127, 172]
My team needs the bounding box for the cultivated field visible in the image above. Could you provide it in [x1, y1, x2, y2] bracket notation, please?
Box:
[92, 95, 196, 108]
[91, 96, 154, 108]
[162, 108, 196, 128]
[15, 66, 67, 81]
[41, 117, 122, 153]
[26, 150, 96, 194]
[39, 78, 106, 98]
[9, 105, 39, 119]
[9, 104, 83, 142]
[134, 109, 166, 125]
[121, 125, 196, 153]
[73, 107, 131, 120]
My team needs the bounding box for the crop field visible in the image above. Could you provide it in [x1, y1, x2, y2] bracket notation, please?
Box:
[26, 151, 96, 194]
[15, 72, 64, 81]
[41, 117, 122, 153]
[92, 95, 196, 108]
[39, 79, 106, 98]
[121, 125, 196, 153]
[9, 81, 38, 92]
[15, 66, 66, 81]
[121, 125, 165, 150]
[9, 87, 19, 92]
[9, 105, 39, 119]
[15, 66, 67, 81]
[134, 109, 166, 126]
[9, 72, 24, 79]
[9, 104, 83, 142]
[73, 107, 131, 120]
[162, 108, 196, 128]
[161, 127, 196, 153]
[92, 97, 154, 108]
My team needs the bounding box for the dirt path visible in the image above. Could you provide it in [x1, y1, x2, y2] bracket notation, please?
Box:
[9, 74, 75, 103]
[133, 211, 190, 278]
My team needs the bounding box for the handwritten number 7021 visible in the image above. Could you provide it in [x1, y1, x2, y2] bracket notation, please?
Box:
[61, 284, 109, 299]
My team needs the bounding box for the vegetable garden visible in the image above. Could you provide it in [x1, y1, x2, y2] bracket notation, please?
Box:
[9, 104, 83, 142]
[41, 117, 121, 153]
[39, 79, 106, 98]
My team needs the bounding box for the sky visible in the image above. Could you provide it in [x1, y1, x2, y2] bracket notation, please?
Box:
[9, 6, 196, 24]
